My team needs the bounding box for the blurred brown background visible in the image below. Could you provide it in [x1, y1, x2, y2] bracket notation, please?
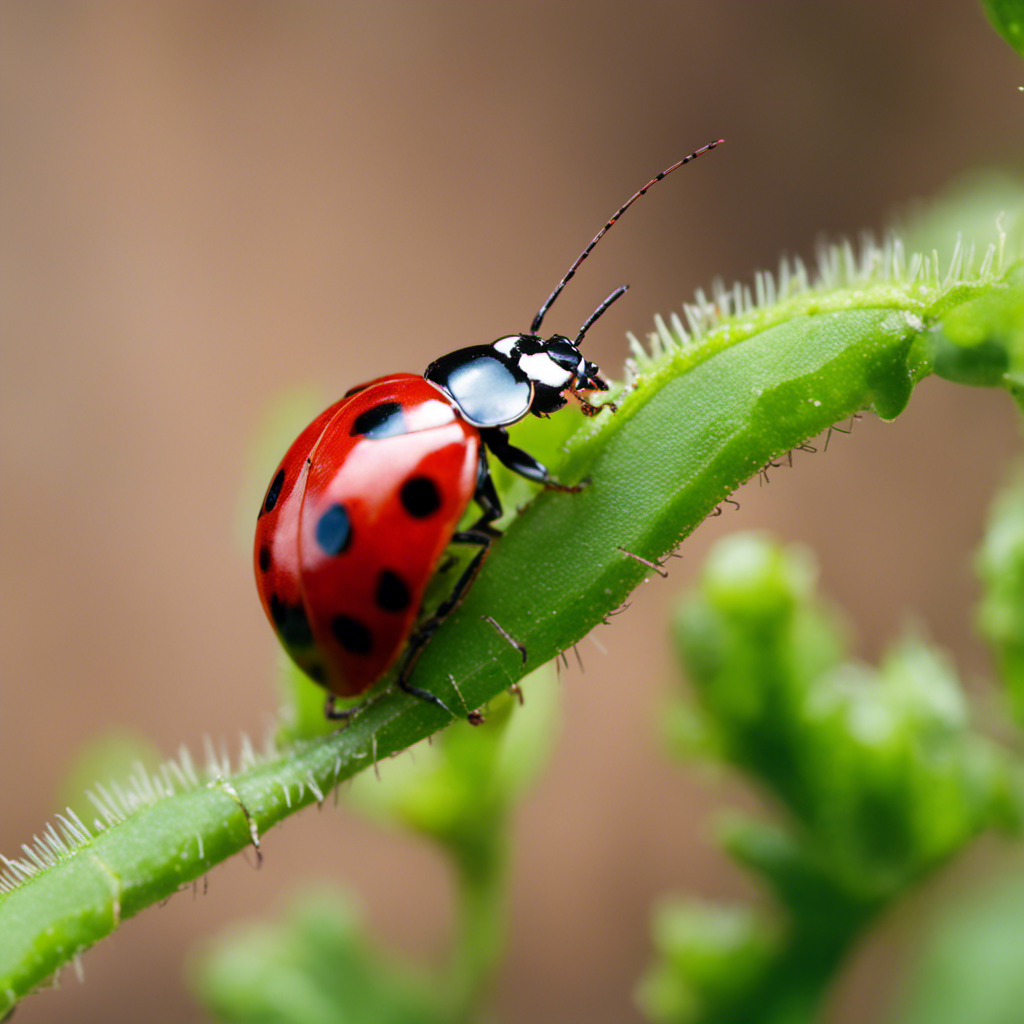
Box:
[2, 3, 1022, 1022]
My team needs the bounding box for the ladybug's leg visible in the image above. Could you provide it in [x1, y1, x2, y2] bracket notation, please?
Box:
[395, 451, 505, 722]
[481, 427, 588, 493]
[324, 694, 360, 721]
[470, 444, 504, 525]
[396, 526, 497, 721]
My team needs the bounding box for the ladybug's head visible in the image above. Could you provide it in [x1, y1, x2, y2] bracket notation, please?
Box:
[491, 333, 608, 415]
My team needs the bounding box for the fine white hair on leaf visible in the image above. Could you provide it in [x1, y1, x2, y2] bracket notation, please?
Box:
[670, 312, 689, 346]
[628, 229, 1008, 387]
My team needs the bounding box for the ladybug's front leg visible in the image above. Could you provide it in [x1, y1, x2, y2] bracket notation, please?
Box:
[481, 428, 588, 494]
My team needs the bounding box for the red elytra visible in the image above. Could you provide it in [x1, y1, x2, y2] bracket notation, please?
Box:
[254, 374, 479, 699]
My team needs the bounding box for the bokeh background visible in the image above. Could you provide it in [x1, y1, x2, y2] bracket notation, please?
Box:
[2, 3, 1022, 1022]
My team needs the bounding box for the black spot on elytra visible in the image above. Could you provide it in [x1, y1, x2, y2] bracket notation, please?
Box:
[307, 663, 326, 683]
[351, 402, 408, 440]
[269, 593, 313, 647]
[400, 476, 441, 518]
[262, 469, 285, 516]
[331, 615, 373, 655]
[376, 570, 411, 612]
[316, 503, 353, 556]
[258, 546, 271, 572]
[344, 382, 370, 398]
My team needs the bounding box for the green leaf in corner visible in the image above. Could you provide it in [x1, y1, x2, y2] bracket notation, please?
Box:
[980, 0, 1024, 58]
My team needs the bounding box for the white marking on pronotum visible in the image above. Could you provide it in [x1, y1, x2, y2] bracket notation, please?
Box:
[519, 351, 574, 389]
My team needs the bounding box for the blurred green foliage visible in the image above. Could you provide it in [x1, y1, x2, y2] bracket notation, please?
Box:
[197, 889, 446, 1024]
[978, 470, 1024, 727]
[193, 669, 559, 1023]
[897, 872, 1024, 1024]
[640, 532, 1024, 1024]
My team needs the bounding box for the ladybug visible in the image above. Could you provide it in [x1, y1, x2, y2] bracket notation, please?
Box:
[255, 140, 722, 721]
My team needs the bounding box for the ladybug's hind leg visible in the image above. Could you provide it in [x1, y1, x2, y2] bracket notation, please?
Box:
[396, 526, 497, 722]
[395, 448, 504, 723]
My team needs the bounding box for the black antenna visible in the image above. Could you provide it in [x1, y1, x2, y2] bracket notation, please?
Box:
[573, 285, 629, 346]
[531, 139, 724, 335]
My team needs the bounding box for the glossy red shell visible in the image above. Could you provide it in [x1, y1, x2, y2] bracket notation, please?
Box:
[254, 373, 480, 697]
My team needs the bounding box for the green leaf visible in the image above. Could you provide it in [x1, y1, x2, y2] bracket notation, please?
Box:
[980, 0, 1024, 57]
